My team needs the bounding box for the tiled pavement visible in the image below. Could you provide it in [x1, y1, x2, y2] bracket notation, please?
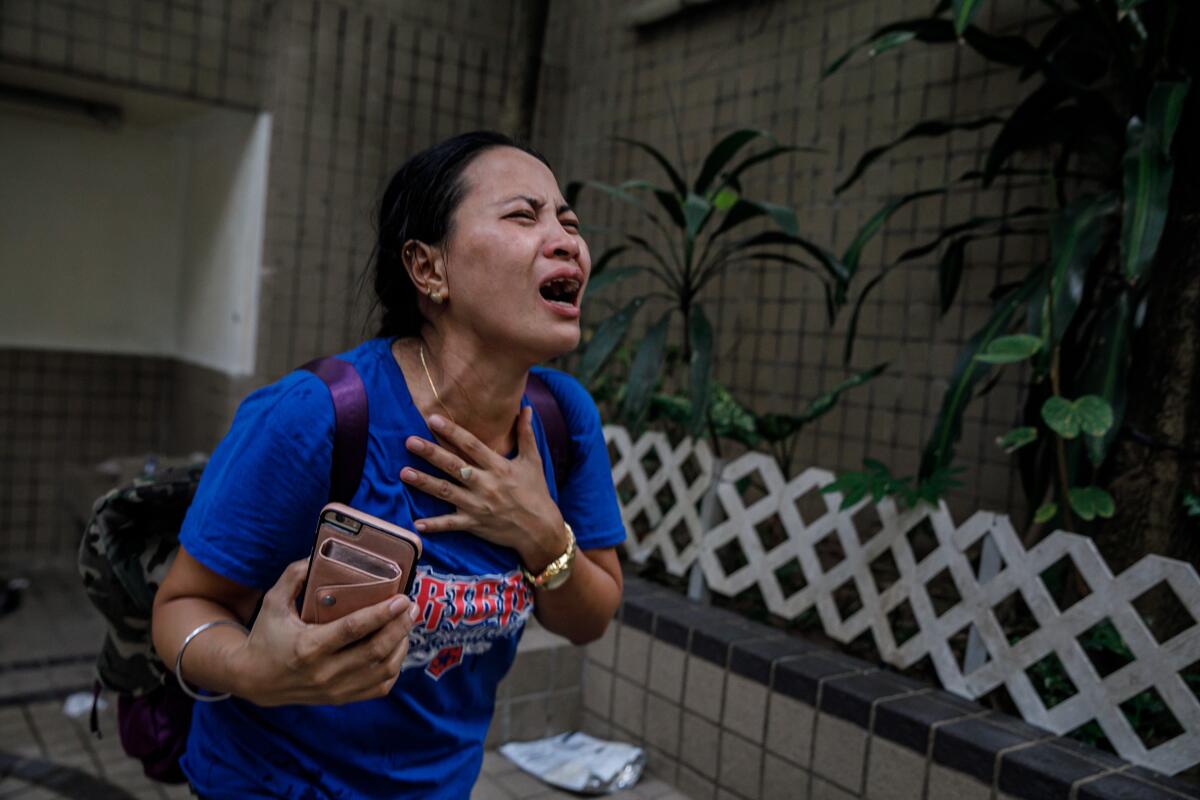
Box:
[0, 697, 193, 800]
[0, 563, 690, 799]
[0, 563, 188, 799]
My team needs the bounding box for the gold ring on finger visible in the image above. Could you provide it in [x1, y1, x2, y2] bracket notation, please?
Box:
[459, 466, 473, 482]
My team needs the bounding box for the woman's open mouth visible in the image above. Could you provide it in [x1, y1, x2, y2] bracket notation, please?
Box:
[538, 275, 582, 317]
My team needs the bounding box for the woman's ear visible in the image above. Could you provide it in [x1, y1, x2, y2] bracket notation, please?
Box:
[402, 241, 448, 304]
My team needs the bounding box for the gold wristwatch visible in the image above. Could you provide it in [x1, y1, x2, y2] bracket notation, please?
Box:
[523, 522, 576, 590]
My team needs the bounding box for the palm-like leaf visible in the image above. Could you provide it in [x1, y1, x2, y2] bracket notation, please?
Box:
[841, 188, 946, 284]
[694, 129, 774, 195]
[1120, 81, 1190, 284]
[953, 0, 985, 36]
[1147, 79, 1189, 152]
[621, 180, 687, 228]
[920, 272, 1043, 477]
[1047, 192, 1118, 343]
[836, 117, 1004, 194]
[682, 192, 713, 240]
[701, 230, 848, 290]
[983, 82, 1069, 186]
[709, 199, 801, 240]
[577, 298, 645, 386]
[717, 145, 820, 194]
[621, 311, 673, 429]
[823, 17, 957, 77]
[716, 252, 825, 283]
[757, 363, 889, 441]
[1120, 117, 1172, 285]
[590, 245, 628, 277]
[842, 266, 896, 365]
[895, 206, 1048, 262]
[625, 234, 682, 292]
[688, 306, 714, 436]
[938, 237, 971, 316]
[959, 26, 1039, 68]
[614, 137, 687, 197]
[587, 266, 644, 295]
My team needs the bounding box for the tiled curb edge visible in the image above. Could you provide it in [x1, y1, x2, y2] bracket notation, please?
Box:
[617, 573, 1200, 800]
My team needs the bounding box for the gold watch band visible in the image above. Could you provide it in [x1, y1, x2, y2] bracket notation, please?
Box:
[522, 522, 576, 590]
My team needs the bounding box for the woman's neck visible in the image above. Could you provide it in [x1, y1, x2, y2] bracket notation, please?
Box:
[394, 329, 530, 454]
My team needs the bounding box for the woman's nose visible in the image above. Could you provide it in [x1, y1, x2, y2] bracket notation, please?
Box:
[543, 231, 580, 261]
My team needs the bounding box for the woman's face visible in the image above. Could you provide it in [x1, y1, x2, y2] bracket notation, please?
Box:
[438, 147, 591, 362]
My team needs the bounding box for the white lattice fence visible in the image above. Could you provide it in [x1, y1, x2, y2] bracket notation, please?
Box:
[605, 425, 1200, 776]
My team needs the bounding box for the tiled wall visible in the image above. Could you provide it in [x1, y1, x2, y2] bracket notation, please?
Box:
[0, 351, 249, 563]
[0, 349, 173, 560]
[0, 0, 271, 108]
[579, 576, 1200, 800]
[0, 0, 523, 559]
[534, 0, 1049, 518]
[4, 0, 1065, 555]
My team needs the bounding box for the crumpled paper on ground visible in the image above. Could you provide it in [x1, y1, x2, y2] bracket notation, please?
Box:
[499, 731, 645, 795]
[63, 691, 106, 719]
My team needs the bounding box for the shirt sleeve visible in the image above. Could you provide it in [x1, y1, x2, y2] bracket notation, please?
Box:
[178, 371, 334, 590]
[535, 368, 627, 551]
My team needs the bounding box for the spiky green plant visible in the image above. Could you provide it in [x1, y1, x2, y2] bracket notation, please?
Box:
[569, 130, 879, 451]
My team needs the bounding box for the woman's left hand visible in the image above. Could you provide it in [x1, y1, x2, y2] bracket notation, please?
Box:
[400, 407, 566, 570]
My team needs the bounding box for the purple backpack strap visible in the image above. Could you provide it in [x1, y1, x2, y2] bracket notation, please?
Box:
[525, 372, 573, 489]
[302, 357, 369, 505]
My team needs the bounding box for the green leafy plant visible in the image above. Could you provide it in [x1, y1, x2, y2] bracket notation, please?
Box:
[650, 363, 887, 476]
[992, 390, 1117, 526]
[1184, 492, 1200, 518]
[821, 459, 965, 511]
[568, 129, 870, 450]
[819, 0, 1193, 531]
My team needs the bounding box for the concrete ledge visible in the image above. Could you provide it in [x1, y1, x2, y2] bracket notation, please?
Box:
[487, 619, 582, 749]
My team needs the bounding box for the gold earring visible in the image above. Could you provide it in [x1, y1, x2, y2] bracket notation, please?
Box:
[429, 290, 443, 304]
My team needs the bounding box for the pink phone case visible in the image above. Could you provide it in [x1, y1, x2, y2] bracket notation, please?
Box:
[299, 503, 423, 625]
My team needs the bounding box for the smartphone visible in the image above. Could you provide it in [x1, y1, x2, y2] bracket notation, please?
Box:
[299, 502, 423, 625]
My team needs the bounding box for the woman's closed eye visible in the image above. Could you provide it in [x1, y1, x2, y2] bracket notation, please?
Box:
[505, 210, 580, 233]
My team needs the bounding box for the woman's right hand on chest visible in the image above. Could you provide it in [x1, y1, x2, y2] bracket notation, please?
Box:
[235, 559, 420, 707]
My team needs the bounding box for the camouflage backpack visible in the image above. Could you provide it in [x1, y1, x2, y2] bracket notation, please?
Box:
[79, 460, 207, 699]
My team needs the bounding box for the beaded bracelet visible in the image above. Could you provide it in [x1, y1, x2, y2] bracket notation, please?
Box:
[174, 619, 248, 702]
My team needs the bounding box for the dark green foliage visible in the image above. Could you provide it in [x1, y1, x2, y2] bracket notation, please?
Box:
[820, 0, 1193, 532]
[820, 459, 965, 511]
[1185, 493, 1200, 518]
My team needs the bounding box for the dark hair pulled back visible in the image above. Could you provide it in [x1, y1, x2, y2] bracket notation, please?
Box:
[372, 130, 551, 338]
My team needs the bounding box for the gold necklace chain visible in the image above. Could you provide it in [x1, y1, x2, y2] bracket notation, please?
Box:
[418, 344, 457, 425]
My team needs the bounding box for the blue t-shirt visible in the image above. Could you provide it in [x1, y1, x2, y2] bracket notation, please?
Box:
[178, 337, 625, 799]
